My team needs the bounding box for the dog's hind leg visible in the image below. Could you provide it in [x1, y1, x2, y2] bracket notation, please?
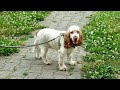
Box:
[33, 39, 41, 59]
[40, 46, 52, 65]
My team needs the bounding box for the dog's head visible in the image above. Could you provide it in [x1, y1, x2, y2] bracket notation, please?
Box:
[64, 25, 83, 48]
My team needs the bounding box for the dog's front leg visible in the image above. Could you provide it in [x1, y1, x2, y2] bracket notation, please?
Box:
[58, 50, 67, 71]
[67, 53, 77, 66]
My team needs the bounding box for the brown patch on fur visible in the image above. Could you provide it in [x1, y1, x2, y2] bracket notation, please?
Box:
[64, 31, 71, 48]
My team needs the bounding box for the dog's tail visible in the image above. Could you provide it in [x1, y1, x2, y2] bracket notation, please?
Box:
[32, 38, 39, 53]
[32, 31, 39, 53]
[34, 31, 38, 39]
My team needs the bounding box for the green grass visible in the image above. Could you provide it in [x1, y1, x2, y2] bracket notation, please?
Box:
[0, 11, 49, 56]
[81, 11, 120, 79]
[23, 71, 28, 76]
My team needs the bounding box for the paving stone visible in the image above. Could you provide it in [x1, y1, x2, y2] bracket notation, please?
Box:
[29, 65, 44, 73]
[9, 76, 24, 79]
[62, 17, 72, 21]
[31, 59, 45, 65]
[17, 60, 32, 69]
[3, 63, 18, 71]
[54, 75, 67, 79]
[36, 70, 56, 79]
[42, 64, 58, 70]
[24, 73, 40, 79]
[67, 73, 81, 79]
[0, 71, 11, 79]
[54, 71, 70, 76]
[0, 59, 6, 69]
[11, 68, 30, 77]
[73, 64, 82, 71]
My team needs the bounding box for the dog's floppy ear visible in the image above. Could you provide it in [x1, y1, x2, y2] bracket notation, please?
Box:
[64, 31, 71, 48]
[78, 30, 83, 46]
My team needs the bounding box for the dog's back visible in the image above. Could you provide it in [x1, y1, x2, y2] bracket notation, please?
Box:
[36, 28, 65, 50]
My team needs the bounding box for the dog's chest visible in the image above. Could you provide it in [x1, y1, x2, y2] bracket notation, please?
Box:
[65, 48, 74, 54]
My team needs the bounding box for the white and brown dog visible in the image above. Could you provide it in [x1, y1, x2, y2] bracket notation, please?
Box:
[33, 25, 83, 71]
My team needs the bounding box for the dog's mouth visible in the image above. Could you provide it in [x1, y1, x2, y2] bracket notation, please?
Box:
[72, 39, 78, 44]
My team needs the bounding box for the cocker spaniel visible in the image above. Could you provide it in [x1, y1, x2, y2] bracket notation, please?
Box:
[33, 25, 83, 71]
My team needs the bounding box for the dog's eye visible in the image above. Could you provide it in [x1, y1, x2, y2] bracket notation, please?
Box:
[76, 31, 79, 33]
[71, 31, 73, 34]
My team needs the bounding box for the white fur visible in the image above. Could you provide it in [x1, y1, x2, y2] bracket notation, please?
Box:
[33, 25, 80, 71]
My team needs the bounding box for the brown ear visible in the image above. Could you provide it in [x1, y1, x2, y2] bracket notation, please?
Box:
[64, 31, 71, 48]
[78, 30, 83, 46]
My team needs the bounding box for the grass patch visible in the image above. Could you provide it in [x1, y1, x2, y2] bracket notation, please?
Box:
[23, 71, 28, 76]
[19, 34, 34, 41]
[81, 11, 120, 79]
[0, 11, 49, 56]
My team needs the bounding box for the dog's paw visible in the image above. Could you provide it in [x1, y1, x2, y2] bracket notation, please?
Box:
[35, 56, 42, 60]
[59, 65, 67, 71]
[35, 54, 41, 60]
[35, 57, 41, 60]
[69, 60, 77, 66]
[44, 59, 52, 65]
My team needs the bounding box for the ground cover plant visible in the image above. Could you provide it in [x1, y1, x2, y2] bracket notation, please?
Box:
[0, 11, 49, 56]
[81, 11, 120, 79]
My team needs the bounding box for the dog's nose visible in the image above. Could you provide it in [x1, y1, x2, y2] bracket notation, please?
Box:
[73, 36, 78, 39]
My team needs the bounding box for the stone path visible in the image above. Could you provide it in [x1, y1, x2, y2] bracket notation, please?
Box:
[0, 11, 95, 79]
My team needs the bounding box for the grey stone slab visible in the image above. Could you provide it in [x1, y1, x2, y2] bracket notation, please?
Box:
[0, 71, 11, 79]
[9, 76, 24, 79]
[31, 59, 45, 65]
[72, 64, 82, 72]
[3, 63, 18, 71]
[54, 75, 67, 79]
[36, 70, 56, 79]
[54, 71, 70, 76]
[17, 60, 32, 70]
[67, 73, 81, 79]
[24, 73, 40, 79]
[11, 68, 30, 77]
[29, 65, 44, 73]
[0, 59, 6, 69]
[42, 64, 58, 70]
[62, 17, 72, 21]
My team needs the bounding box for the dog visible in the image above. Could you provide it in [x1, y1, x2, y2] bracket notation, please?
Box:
[33, 25, 83, 71]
